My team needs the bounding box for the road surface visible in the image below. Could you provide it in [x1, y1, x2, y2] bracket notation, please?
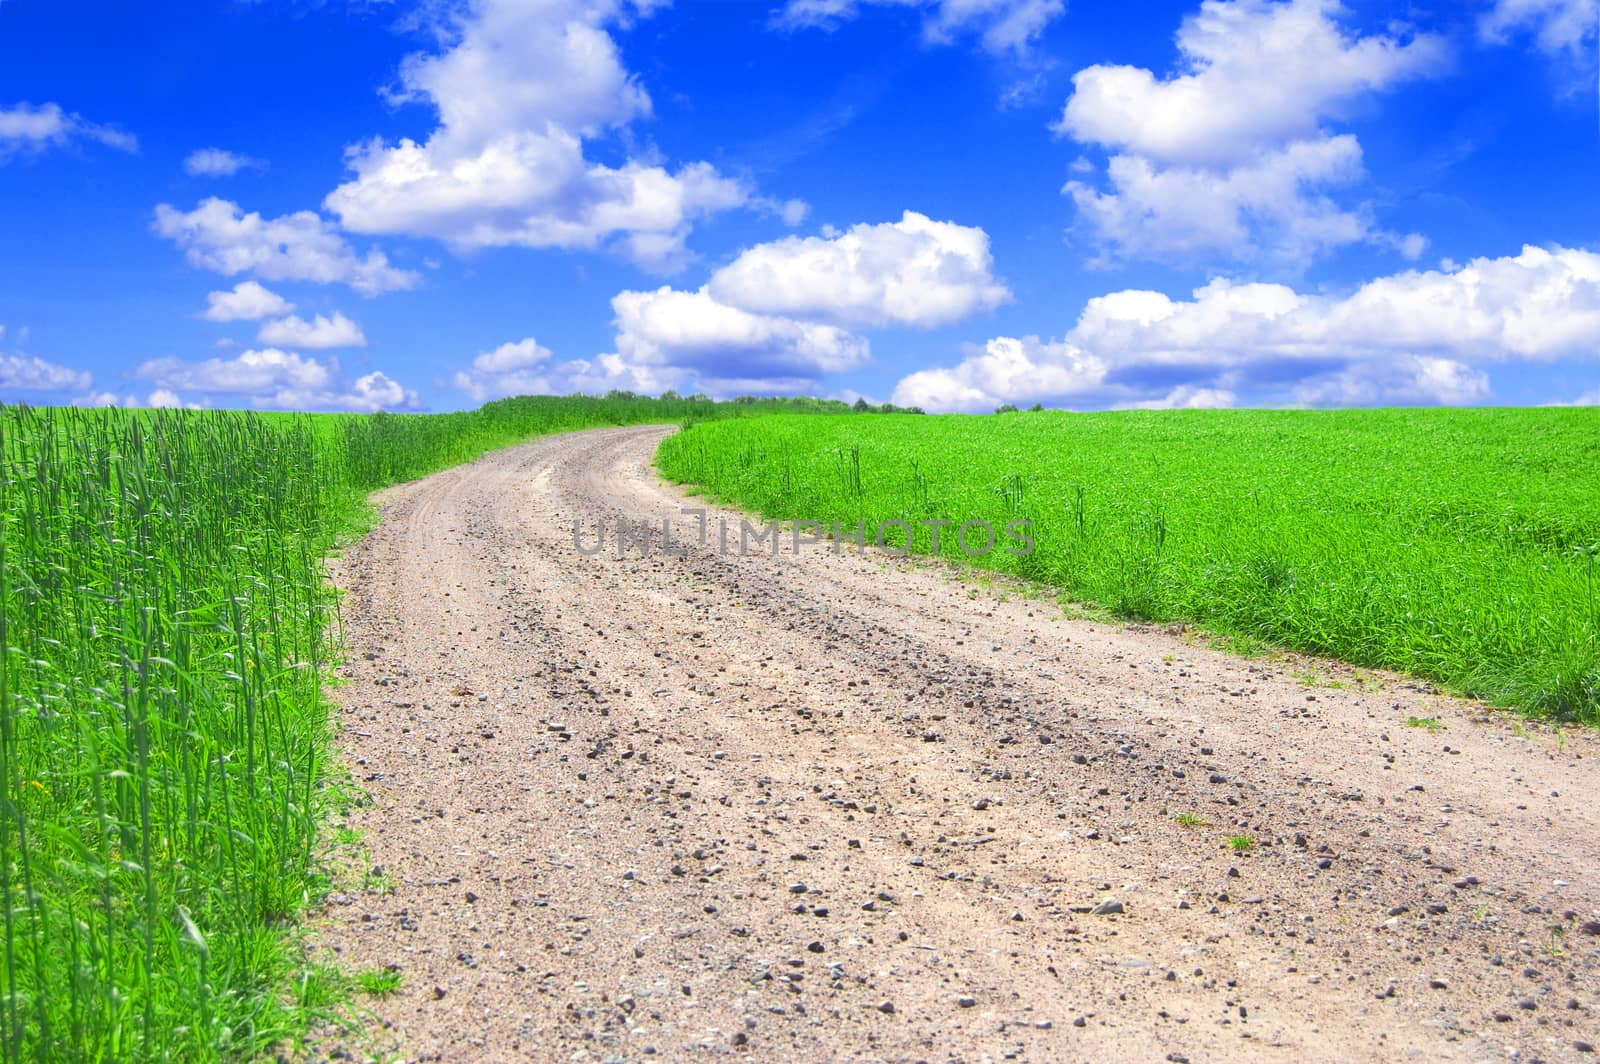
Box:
[318, 425, 1600, 1062]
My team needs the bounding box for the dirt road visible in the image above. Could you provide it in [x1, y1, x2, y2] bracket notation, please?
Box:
[319, 425, 1600, 1063]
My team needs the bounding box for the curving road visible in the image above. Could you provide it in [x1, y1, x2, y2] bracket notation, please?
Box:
[319, 425, 1600, 1062]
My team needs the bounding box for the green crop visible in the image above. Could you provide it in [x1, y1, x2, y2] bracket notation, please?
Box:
[656, 407, 1600, 723]
[0, 392, 857, 1061]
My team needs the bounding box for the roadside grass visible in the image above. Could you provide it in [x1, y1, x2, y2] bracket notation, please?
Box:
[353, 968, 403, 998]
[0, 393, 872, 1061]
[656, 407, 1600, 724]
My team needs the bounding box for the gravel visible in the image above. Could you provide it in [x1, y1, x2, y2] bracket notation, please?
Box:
[314, 426, 1600, 1063]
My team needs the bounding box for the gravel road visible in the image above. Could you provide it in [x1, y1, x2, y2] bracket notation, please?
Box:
[318, 425, 1600, 1063]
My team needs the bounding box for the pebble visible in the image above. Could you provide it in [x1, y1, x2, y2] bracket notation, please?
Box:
[1092, 899, 1124, 916]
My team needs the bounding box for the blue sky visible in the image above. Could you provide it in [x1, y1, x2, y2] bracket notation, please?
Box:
[1, 0, 1597, 412]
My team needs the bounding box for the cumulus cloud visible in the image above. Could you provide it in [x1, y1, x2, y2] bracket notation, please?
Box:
[0, 101, 137, 160]
[154, 197, 420, 294]
[1056, 0, 1446, 266]
[1292, 356, 1490, 407]
[0, 353, 93, 392]
[891, 244, 1600, 411]
[612, 286, 870, 381]
[323, 0, 754, 272]
[894, 335, 1108, 412]
[1117, 385, 1240, 410]
[1065, 136, 1379, 268]
[200, 281, 295, 322]
[539, 210, 1005, 397]
[183, 148, 265, 177]
[776, 0, 1066, 55]
[135, 348, 337, 395]
[451, 335, 683, 400]
[72, 389, 208, 410]
[132, 347, 418, 411]
[341, 371, 421, 413]
[256, 312, 367, 349]
[705, 211, 1010, 329]
[1480, 0, 1598, 60]
[451, 337, 556, 401]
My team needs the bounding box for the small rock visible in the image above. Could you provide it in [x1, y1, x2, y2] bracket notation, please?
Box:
[1092, 899, 1125, 916]
[957, 995, 976, 1008]
[806, 941, 825, 954]
[876, 1000, 896, 1014]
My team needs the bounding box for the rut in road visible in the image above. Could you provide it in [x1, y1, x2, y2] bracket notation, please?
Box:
[319, 425, 1600, 1063]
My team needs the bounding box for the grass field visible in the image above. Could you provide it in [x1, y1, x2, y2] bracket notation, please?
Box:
[0, 393, 860, 1062]
[657, 408, 1600, 724]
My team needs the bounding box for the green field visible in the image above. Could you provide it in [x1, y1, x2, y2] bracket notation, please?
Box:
[0, 393, 861, 1062]
[657, 408, 1600, 723]
[4, 398, 1598, 1060]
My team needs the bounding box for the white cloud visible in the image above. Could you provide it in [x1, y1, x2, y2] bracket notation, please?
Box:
[558, 210, 1007, 396]
[1293, 356, 1490, 406]
[611, 286, 870, 381]
[1056, 0, 1446, 265]
[893, 335, 1108, 412]
[1058, 0, 1444, 168]
[154, 198, 420, 295]
[451, 337, 555, 401]
[183, 148, 265, 177]
[132, 348, 419, 411]
[0, 353, 92, 392]
[136, 348, 336, 395]
[705, 210, 1011, 328]
[73, 389, 208, 410]
[1116, 385, 1240, 410]
[341, 371, 421, 413]
[200, 281, 295, 322]
[323, 0, 752, 272]
[451, 336, 681, 401]
[0, 101, 137, 160]
[1480, 0, 1598, 60]
[256, 312, 367, 349]
[1065, 136, 1374, 268]
[777, 0, 1065, 54]
[891, 244, 1600, 411]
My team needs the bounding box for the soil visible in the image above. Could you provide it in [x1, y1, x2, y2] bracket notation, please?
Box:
[316, 425, 1600, 1063]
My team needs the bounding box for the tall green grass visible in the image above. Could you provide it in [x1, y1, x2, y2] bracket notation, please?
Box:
[0, 392, 856, 1062]
[657, 408, 1600, 723]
